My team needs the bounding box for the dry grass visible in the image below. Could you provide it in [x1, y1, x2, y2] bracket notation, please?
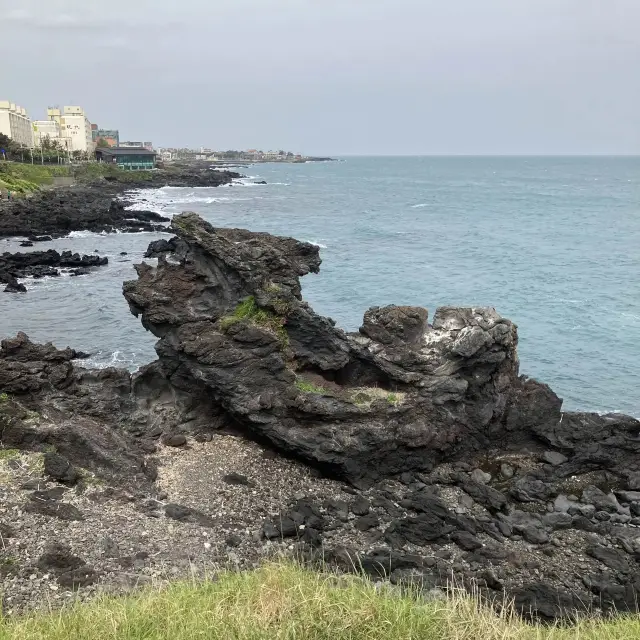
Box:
[350, 386, 406, 407]
[1, 562, 639, 639]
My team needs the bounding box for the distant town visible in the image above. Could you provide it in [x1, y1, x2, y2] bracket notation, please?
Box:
[0, 100, 330, 169]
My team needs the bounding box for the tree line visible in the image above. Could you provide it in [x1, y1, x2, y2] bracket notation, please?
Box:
[0, 133, 93, 164]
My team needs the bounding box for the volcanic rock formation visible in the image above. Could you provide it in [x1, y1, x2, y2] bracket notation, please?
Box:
[124, 213, 640, 489]
[2, 211, 640, 620]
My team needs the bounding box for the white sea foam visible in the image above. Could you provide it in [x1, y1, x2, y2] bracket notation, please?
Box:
[123, 201, 168, 215]
[79, 350, 138, 370]
[303, 240, 328, 249]
[411, 203, 430, 208]
[122, 184, 266, 217]
[68, 230, 108, 238]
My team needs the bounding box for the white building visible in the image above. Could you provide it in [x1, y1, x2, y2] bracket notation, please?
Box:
[32, 119, 72, 151]
[0, 101, 34, 147]
[47, 106, 94, 153]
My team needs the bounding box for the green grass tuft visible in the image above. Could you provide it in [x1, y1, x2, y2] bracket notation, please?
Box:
[0, 448, 20, 461]
[0, 562, 639, 639]
[295, 379, 328, 395]
[219, 297, 289, 347]
[0, 393, 9, 404]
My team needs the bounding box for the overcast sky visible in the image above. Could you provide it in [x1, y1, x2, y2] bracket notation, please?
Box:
[1, 0, 638, 155]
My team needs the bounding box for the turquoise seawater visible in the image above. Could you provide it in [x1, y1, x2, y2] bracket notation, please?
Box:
[2, 156, 639, 416]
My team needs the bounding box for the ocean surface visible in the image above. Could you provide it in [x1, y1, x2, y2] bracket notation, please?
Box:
[1, 156, 639, 417]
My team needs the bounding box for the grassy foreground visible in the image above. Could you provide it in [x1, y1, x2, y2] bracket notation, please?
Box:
[1, 563, 639, 640]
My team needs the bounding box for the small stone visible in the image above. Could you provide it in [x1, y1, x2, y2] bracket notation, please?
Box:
[37, 542, 85, 573]
[542, 512, 572, 530]
[610, 514, 632, 524]
[451, 531, 482, 551]
[500, 463, 515, 479]
[222, 472, 254, 487]
[351, 497, 371, 516]
[165, 503, 192, 521]
[542, 451, 568, 466]
[581, 485, 624, 513]
[263, 517, 297, 539]
[355, 513, 380, 531]
[226, 534, 242, 547]
[43, 452, 80, 486]
[163, 434, 187, 447]
[470, 469, 491, 484]
[58, 567, 98, 589]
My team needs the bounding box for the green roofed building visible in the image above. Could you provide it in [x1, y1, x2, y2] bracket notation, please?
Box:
[95, 146, 156, 170]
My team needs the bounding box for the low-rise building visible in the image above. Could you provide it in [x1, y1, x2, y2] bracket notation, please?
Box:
[95, 146, 157, 170]
[93, 129, 120, 147]
[0, 101, 34, 147]
[120, 141, 154, 151]
[32, 119, 72, 151]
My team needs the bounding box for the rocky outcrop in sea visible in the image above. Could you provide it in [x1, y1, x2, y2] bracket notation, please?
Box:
[1, 249, 109, 292]
[1, 212, 639, 620]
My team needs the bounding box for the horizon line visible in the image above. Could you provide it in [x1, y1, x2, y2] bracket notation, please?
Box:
[326, 153, 640, 158]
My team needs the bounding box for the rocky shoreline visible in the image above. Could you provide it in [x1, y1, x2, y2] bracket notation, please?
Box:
[0, 164, 240, 293]
[1, 212, 640, 621]
[0, 164, 239, 240]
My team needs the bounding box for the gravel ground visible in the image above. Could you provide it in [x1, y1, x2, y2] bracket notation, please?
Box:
[0, 433, 633, 619]
[0, 434, 373, 614]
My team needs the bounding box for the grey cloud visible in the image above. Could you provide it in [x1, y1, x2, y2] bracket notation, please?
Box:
[0, 0, 638, 154]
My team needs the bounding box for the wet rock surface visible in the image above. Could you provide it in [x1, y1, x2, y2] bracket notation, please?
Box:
[1, 249, 109, 293]
[0, 165, 239, 240]
[1, 212, 640, 621]
[0, 190, 169, 239]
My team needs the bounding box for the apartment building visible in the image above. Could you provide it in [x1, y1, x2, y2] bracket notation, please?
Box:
[32, 119, 72, 151]
[47, 106, 94, 153]
[0, 101, 34, 147]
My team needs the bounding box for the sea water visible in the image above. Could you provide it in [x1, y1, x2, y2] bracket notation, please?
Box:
[1, 156, 638, 416]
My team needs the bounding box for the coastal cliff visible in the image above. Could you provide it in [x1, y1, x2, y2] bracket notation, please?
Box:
[1, 212, 640, 619]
